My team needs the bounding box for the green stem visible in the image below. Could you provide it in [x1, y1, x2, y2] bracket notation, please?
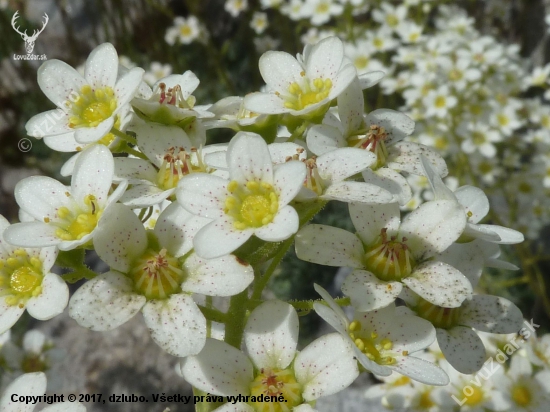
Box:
[111, 127, 137, 146]
[224, 290, 249, 349]
[197, 304, 228, 324]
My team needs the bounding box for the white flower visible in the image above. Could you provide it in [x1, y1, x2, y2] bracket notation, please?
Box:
[244, 37, 357, 119]
[494, 355, 550, 411]
[296, 198, 471, 310]
[114, 123, 216, 208]
[372, 3, 408, 31]
[301, 0, 343, 26]
[458, 122, 501, 158]
[25, 43, 144, 145]
[0, 217, 68, 334]
[250, 12, 268, 34]
[4, 145, 126, 250]
[281, 0, 306, 21]
[225, 0, 248, 17]
[180, 300, 359, 411]
[69, 203, 253, 357]
[0, 372, 85, 411]
[422, 85, 457, 118]
[165, 16, 201, 45]
[313, 284, 448, 385]
[177, 132, 305, 259]
[143, 62, 173, 86]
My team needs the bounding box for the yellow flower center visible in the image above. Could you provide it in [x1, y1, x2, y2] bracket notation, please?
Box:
[386, 14, 399, 27]
[180, 25, 192, 37]
[464, 386, 484, 406]
[348, 124, 389, 169]
[129, 248, 184, 300]
[68, 85, 117, 128]
[224, 180, 279, 230]
[349, 320, 399, 366]
[316, 2, 329, 14]
[249, 368, 302, 412]
[434, 95, 447, 109]
[283, 77, 333, 111]
[156, 146, 207, 191]
[363, 228, 415, 281]
[0, 249, 44, 308]
[354, 56, 369, 70]
[418, 391, 434, 408]
[54, 194, 101, 241]
[412, 297, 461, 329]
[511, 384, 532, 407]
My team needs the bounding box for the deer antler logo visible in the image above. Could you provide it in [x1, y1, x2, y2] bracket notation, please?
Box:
[11, 11, 49, 54]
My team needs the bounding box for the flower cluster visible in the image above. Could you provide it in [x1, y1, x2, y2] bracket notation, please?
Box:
[1, 29, 529, 411]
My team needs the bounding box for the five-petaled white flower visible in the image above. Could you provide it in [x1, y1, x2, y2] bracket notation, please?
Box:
[180, 300, 359, 412]
[244, 37, 357, 119]
[0, 217, 68, 334]
[26, 43, 144, 146]
[177, 132, 306, 259]
[4, 145, 127, 251]
[68, 203, 253, 357]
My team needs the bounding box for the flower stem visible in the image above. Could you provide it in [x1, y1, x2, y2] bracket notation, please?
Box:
[110, 127, 138, 145]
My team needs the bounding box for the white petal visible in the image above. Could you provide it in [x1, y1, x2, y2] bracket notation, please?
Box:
[268, 142, 306, 164]
[254, 205, 299, 242]
[323, 181, 393, 204]
[362, 168, 412, 205]
[94, 203, 148, 272]
[459, 295, 523, 333]
[463, 223, 501, 243]
[120, 184, 172, 208]
[193, 219, 253, 259]
[258, 51, 302, 96]
[273, 161, 306, 206]
[244, 300, 298, 370]
[26, 110, 72, 138]
[26, 273, 69, 320]
[419, 155, 455, 201]
[391, 356, 449, 386]
[349, 201, 401, 246]
[358, 71, 385, 89]
[212, 403, 253, 412]
[365, 109, 415, 145]
[476, 224, 524, 244]
[0, 298, 25, 334]
[14, 176, 72, 221]
[155, 203, 211, 257]
[74, 117, 114, 144]
[385, 307, 436, 353]
[3, 222, 61, 248]
[180, 338, 253, 396]
[455, 186, 489, 223]
[306, 124, 344, 155]
[342, 270, 402, 311]
[182, 253, 253, 296]
[387, 142, 448, 177]
[38, 59, 86, 107]
[437, 326, 486, 374]
[227, 132, 273, 184]
[400, 200, 466, 261]
[177, 174, 227, 219]
[114, 157, 158, 183]
[69, 271, 145, 331]
[71, 145, 114, 208]
[306, 37, 345, 81]
[85, 43, 118, 88]
[295, 224, 364, 268]
[114, 67, 144, 107]
[435, 241, 484, 287]
[317, 148, 375, 182]
[313, 284, 349, 334]
[243, 92, 288, 115]
[142, 294, 206, 357]
[337, 77, 364, 135]
[134, 123, 191, 167]
[0, 372, 46, 412]
[295, 333, 359, 401]
[0, 216, 15, 255]
[403, 261, 472, 308]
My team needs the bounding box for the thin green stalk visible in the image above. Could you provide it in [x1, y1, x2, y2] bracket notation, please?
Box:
[110, 127, 137, 145]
